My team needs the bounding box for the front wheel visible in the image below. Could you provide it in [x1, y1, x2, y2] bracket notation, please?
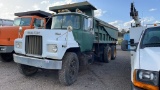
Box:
[18, 64, 38, 76]
[0, 53, 13, 62]
[58, 52, 79, 86]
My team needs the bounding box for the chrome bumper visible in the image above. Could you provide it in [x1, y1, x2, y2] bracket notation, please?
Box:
[14, 54, 62, 69]
[0, 46, 13, 53]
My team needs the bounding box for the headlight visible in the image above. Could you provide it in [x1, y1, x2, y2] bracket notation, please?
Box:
[47, 44, 58, 53]
[137, 70, 159, 85]
[133, 69, 159, 90]
[15, 42, 22, 49]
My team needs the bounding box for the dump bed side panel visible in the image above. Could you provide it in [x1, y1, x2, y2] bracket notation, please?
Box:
[93, 18, 118, 44]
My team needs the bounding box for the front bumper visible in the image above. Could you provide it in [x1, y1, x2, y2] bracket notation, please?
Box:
[0, 46, 13, 53]
[131, 83, 144, 90]
[13, 54, 62, 69]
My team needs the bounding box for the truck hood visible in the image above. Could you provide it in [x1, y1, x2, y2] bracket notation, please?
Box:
[0, 26, 30, 45]
[140, 47, 160, 71]
[0, 26, 19, 37]
[19, 29, 79, 59]
[24, 29, 75, 41]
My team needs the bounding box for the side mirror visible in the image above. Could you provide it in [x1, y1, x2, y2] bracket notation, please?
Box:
[41, 20, 45, 28]
[121, 40, 128, 51]
[130, 39, 135, 46]
[19, 26, 22, 32]
[88, 18, 93, 29]
[121, 40, 137, 51]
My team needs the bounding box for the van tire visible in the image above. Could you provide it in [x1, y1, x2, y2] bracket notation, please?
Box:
[58, 52, 79, 86]
[111, 45, 116, 60]
[0, 53, 13, 62]
[103, 46, 111, 63]
[18, 64, 38, 76]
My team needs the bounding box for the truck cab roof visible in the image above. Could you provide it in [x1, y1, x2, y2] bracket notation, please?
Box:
[14, 10, 52, 18]
[14, 15, 44, 18]
[49, 1, 97, 17]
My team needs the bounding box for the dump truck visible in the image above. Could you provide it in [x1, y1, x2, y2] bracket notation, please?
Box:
[0, 19, 13, 26]
[13, 1, 118, 85]
[121, 3, 160, 90]
[0, 10, 52, 62]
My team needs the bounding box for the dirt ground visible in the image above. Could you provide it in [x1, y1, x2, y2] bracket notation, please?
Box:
[0, 46, 131, 90]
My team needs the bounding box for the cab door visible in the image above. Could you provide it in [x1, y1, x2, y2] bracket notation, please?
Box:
[81, 17, 94, 52]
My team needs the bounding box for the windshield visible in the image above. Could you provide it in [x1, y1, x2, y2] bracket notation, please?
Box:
[141, 27, 160, 47]
[51, 15, 80, 29]
[13, 18, 31, 26]
[0, 20, 2, 26]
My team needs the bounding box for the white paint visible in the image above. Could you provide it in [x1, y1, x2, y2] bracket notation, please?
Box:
[14, 29, 79, 60]
[130, 26, 160, 85]
[140, 47, 160, 71]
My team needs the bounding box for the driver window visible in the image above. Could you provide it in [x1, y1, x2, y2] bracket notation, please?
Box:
[34, 19, 44, 28]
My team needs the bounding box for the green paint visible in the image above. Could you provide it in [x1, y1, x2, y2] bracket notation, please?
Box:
[49, 1, 118, 52]
[72, 14, 94, 52]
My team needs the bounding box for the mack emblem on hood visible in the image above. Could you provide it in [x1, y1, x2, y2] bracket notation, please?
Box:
[27, 31, 40, 35]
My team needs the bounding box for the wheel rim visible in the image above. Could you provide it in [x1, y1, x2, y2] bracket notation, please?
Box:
[69, 59, 78, 80]
[108, 49, 111, 60]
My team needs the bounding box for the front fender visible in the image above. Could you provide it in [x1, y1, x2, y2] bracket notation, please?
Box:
[44, 40, 79, 60]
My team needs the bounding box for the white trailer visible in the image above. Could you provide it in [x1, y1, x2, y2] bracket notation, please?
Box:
[0, 19, 13, 26]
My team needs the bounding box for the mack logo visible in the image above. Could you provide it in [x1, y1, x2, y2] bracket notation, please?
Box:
[27, 31, 40, 35]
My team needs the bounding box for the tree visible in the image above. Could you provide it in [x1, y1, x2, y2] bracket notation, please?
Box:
[121, 29, 126, 34]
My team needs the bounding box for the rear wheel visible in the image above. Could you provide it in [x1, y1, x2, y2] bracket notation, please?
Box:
[0, 53, 13, 62]
[18, 64, 38, 76]
[58, 52, 79, 86]
[111, 45, 116, 60]
[103, 46, 111, 63]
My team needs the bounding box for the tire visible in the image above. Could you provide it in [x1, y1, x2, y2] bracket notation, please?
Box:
[58, 52, 79, 86]
[78, 53, 88, 72]
[88, 52, 94, 64]
[121, 40, 128, 51]
[111, 45, 116, 60]
[0, 53, 13, 62]
[103, 46, 111, 63]
[18, 64, 38, 76]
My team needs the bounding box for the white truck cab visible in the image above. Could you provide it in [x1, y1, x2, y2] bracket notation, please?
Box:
[122, 2, 160, 89]
[122, 25, 160, 90]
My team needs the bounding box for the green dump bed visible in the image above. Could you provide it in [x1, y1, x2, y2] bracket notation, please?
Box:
[93, 18, 118, 44]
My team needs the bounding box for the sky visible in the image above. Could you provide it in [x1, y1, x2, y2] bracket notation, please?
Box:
[0, 0, 159, 31]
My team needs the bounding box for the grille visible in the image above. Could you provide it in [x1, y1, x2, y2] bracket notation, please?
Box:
[25, 35, 42, 56]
